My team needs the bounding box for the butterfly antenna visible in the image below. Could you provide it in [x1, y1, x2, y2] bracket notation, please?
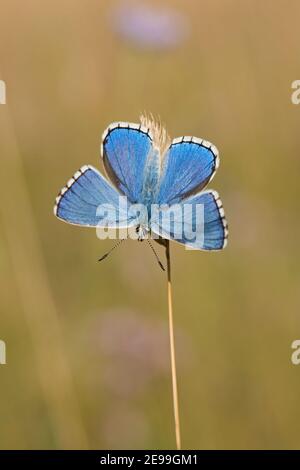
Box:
[147, 239, 165, 271]
[98, 239, 125, 262]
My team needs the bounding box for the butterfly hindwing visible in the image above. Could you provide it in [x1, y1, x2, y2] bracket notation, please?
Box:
[102, 122, 153, 204]
[54, 165, 136, 228]
[151, 190, 228, 250]
[157, 137, 219, 205]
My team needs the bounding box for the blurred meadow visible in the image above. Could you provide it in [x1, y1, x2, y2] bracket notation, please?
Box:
[0, 0, 300, 450]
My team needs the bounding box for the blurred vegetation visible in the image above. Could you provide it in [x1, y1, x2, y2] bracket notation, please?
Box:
[0, 0, 300, 449]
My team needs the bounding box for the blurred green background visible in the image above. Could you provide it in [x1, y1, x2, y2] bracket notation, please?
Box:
[1, 0, 300, 450]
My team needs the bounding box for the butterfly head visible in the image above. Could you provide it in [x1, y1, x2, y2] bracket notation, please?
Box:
[136, 224, 150, 241]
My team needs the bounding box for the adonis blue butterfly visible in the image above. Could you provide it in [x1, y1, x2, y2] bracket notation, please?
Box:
[54, 115, 228, 252]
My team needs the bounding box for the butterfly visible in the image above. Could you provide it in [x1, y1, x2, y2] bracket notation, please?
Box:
[54, 116, 228, 255]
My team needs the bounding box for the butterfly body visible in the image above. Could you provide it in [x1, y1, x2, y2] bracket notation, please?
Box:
[54, 118, 228, 250]
[140, 147, 161, 209]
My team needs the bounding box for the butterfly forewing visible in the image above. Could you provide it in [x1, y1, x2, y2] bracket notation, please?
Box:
[102, 123, 154, 204]
[157, 137, 219, 205]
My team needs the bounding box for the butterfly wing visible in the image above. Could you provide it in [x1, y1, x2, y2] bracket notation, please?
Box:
[54, 165, 137, 228]
[157, 137, 219, 205]
[151, 190, 228, 250]
[101, 122, 153, 203]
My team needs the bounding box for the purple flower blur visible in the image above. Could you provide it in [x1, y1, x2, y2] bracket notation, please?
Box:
[96, 309, 169, 396]
[111, 2, 188, 50]
[88, 309, 191, 398]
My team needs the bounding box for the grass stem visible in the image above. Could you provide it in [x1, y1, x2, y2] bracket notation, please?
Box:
[165, 240, 181, 450]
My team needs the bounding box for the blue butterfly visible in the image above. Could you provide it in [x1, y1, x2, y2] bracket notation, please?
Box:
[54, 117, 228, 251]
